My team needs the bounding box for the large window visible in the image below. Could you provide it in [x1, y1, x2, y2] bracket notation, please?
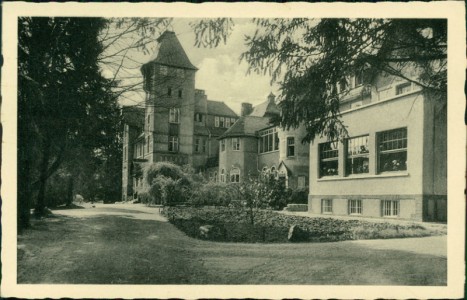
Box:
[259, 128, 278, 153]
[287, 137, 295, 157]
[168, 136, 179, 152]
[382, 200, 399, 217]
[232, 137, 240, 151]
[348, 199, 362, 215]
[169, 108, 180, 123]
[230, 168, 240, 183]
[195, 138, 200, 153]
[378, 128, 407, 172]
[319, 142, 339, 177]
[202, 140, 207, 153]
[346, 135, 369, 175]
[321, 199, 333, 214]
[194, 113, 203, 122]
[225, 118, 231, 128]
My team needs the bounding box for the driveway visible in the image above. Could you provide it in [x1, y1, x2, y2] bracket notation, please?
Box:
[17, 203, 447, 285]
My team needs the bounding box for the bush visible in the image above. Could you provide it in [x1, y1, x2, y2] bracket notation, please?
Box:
[288, 188, 309, 204]
[145, 162, 190, 186]
[188, 182, 239, 207]
[138, 191, 152, 205]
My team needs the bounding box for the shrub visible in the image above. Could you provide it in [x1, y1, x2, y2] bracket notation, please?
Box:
[145, 162, 191, 186]
[288, 188, 309, 204]
[188, 182, 239, 207]
[138, 191, 152, 205]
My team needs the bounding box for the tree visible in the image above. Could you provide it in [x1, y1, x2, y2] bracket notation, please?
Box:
[18, 17, 122, 227]
[193, 18, 447, 142]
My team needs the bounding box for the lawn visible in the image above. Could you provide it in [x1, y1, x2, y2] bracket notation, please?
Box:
[17, 204, 447, 285]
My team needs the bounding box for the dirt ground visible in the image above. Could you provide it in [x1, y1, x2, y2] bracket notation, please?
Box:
[17, 203, 447, 285]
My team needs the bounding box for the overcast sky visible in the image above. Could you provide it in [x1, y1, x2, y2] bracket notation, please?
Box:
[111, 18, 279, 114]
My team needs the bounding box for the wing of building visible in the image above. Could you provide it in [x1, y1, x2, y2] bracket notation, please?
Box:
[121, 30, 446, 222]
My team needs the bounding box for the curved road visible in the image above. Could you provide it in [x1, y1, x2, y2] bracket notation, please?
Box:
[17, 203, 447, 285]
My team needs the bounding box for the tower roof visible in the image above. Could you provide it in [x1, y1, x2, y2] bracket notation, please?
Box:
[143, 31, 198, 70]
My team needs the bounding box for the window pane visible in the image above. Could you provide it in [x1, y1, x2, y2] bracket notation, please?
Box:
[380, 151, 407, 172]
[320, 159, 338, 177]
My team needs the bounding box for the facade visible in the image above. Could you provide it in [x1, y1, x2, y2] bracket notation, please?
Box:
[218, 94, 310, 189]
[121, 31, 238, 201]
[308, 71, 447, 222]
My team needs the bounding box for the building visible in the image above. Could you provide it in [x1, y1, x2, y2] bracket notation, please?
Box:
[308, 70, 447, 222]
[121, 31, 238, 201]
[218, 93, 310, 189]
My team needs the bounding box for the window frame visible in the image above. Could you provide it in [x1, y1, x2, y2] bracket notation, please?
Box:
[230, 168, 240, 183]
[259, 128, 278, 154]
[232, 137, 241, 151]
[215, 116, 220, 127]
[319, 141, 339, 177]
[168, 136, 179, 152]
[348, 199, 363, 215]
[321, 199, 333, 214]
[220, 117, 225, 128]
[395, 82, 412, 95]
[169, 108, 180, 124]
[345, 135, 370, 176]
[194, 138, 200, 153]
[220, 169, 225, 183]
[287, 136, 295, 157]
[377, 127, 408, 173]
[382, 200, 399, 217]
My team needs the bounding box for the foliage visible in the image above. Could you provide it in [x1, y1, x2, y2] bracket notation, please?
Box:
[194, 18, 447, 142]
[18, 17, 123, 225]
[188, 182, 239, 207]
[145, 162, 191, 186]
[163, 206, 437, 243]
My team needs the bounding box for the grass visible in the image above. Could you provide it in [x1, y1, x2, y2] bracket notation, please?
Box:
[17, 204, 447, 285]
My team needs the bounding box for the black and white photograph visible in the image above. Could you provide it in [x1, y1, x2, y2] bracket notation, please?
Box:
[2, 2, 465, 299]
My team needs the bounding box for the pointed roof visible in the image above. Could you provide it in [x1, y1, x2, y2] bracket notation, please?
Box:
[249, 98, 280, 117]
[143, 31, 197, 70]
[219, 115, 271, 139]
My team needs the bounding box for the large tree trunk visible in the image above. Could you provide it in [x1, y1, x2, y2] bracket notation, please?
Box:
[66, 176, 74, 206]
[34, 138, 51, 217]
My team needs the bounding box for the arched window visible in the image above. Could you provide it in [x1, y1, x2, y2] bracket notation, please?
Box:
[214, 171, 218, 182]
[220, 169, 225, 183]
[230, 168, 240, 183]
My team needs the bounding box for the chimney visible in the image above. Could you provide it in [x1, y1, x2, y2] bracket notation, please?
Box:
[241, 103, 253, 116]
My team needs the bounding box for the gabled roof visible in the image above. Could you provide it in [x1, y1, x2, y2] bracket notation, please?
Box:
[219, 115, 271, 139]
[207, 100, 237, 117]
[122, 106, 144, 128]
[250, 98, 280, 117]
[143, 31, 197, 70]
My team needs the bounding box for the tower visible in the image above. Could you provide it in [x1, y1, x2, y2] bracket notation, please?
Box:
[140, 31, 198, 165]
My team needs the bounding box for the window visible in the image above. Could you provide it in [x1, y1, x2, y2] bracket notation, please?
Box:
[194, 113, 203, 122]
[160, 66, 168, 75]
[168, 136, 179, 152]
[230, 168, 240, 183]
[349, 199, 362, 215]
[354, 70, 364, 87]
[319, 142, 339, 177]
[220, 117, 225, 127]
[338, 77, 348, 93]
[167, 87, 172, 97]
[225, 118, 231, 128]
[202, 139, 207, 153]
[297, 176, 306, 188]
[321, 199, 333, 214]
[221, 139, 225, 152]
[378, 128, 407, 172]
[169, 108, 180, 123]
[346, 135, 369, 175]
[232, 137, 240, 151]
[195, 138, 200, 153]
[287, 137, 295, 157]
[213, 171, 218, 182]
[396, 82, 412, 95]
[178, 89, 183, 98]
[215, 116, 220, 127]
[220, 169, 225, 183]
[382, 200, 399, 217]
[231, 118, 236, 125]
[259, 128, 278, 153]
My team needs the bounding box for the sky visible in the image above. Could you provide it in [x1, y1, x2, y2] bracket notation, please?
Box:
[108, 18, 280, 114]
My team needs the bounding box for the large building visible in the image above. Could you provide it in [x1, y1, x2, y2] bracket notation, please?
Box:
[308, 70, 447, 222]
[121, 31, 238, 201]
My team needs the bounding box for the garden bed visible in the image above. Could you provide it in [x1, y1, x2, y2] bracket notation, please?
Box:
[162, 206, 441, 243]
